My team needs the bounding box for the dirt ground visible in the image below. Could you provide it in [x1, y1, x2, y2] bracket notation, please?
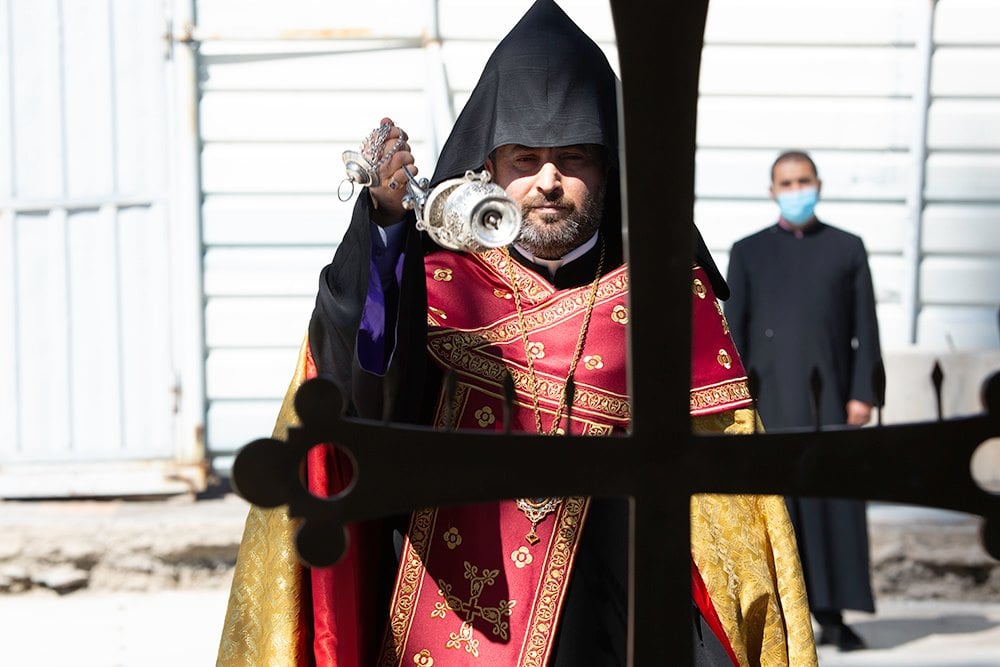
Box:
[0, 492, 245, 595]
[2, 495, 998, 601]
[3, 495, 1000, 666]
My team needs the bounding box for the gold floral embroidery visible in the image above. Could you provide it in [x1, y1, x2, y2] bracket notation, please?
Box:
[568, 386, 630, 421]
[476, 249, 553, 302]
[521, 497, 588, 666]
[476, 250, 629, 307]
[429, 268, 627, 348]
[433, 562, 516, 657]
[474, 406, 496, 427]
[433, 268, 453, 281]
[717, 348, 733, 370]
[446, 622, 479, 657]
[692, 278, 707, 299]
[493, 288, 512, 300]
[583, 355, 603, 370]
[413, 649, 435, 666]
[526, 341, 545, 360]
[382, 499, 590, 667]
[435, 383, 469, 430]
[510, 546, 533, 568]
[425, 262, 631, 428]
[714, 301, 730, 335]
[381, 509, 437, 666]
[443, 527, 462, 550]
[510, 547, 534, 570]
[690, 379, 752, 414]
[428, 338, 633, 423]
[429, 306, 448, 320]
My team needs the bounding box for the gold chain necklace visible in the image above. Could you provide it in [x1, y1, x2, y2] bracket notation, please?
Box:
[502, 241, 605, 545]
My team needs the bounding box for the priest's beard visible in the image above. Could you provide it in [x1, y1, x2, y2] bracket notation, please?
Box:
[515, 186, 606, 260]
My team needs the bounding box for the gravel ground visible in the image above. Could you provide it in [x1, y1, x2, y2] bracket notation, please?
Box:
[0, 493, 245, 595]
[2, 495, 999, 666]
[2, 495, 997, 600]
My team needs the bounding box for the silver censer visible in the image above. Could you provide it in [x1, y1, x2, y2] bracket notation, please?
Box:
[401, 169, 522, 253]
[340, 145, 521, 254]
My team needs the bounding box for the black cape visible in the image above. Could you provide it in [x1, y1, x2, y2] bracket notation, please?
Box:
[726, 220, 881, 613]
[309, 0, 734, 662]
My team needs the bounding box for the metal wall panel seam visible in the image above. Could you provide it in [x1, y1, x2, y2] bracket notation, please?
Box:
[902, 0, 937, 345]
[55, 0, 69, 198]
[103, 0, 127, 452]
[0, 196, 164, 211]
[3, 0, 14, 200]
[3, 0, 21, 453]
[5, 208, 22, 453]
[105, 0, 120, 194]
[167, 0, 208, 466]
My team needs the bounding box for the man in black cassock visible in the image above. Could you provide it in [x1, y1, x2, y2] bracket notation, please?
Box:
[725, 150, 882, 651]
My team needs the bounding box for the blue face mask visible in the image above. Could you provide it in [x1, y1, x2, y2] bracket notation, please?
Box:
[776, 187, 818, 225]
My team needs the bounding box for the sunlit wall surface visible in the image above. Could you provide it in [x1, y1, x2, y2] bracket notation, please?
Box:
[1, 0, 996, 487]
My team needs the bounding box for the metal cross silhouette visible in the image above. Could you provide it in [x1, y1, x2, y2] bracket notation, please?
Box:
[231, 2, 1000, 664]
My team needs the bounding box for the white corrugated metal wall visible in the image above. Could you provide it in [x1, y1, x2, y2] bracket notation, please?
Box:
[196, 1, 440, 469]
[3, 0, 996, 484]
[198, 0, 616, 469]
[0, 0, 206, 496]
[697, 0, 1000, 351]
[921, 1, 1000, 347]
[198, 0, 999, 470]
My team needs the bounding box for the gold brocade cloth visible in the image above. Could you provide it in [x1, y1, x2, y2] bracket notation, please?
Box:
[217, 257, 817, 667]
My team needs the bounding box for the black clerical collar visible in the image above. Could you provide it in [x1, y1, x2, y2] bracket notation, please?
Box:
[776, 219, 823, 238]
[512, 233, 599, 277]
[509, 234, 607, 290]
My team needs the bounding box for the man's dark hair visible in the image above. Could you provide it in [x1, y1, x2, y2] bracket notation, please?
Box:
[771, 150, 818, 182]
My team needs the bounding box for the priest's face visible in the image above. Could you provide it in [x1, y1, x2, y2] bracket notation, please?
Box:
[486, 144, 607, 260]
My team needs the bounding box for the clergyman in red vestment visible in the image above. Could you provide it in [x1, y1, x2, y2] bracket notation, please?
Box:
[218, 2, 817, 665]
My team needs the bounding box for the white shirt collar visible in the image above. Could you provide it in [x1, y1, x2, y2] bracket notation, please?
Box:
[512, 233, 600, 278]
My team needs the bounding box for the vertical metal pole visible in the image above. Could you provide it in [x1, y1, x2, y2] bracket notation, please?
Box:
[901, 0, 937, 344]
[628, 490, 695, 665]
[165, 0, 208, 465]
[612, 0, 709, 663]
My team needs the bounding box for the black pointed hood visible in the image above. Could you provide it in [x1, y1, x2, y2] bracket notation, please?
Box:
[430, 0, 622, 266]
[431, 0, 619, 184]
[426, 0, 728, 298]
